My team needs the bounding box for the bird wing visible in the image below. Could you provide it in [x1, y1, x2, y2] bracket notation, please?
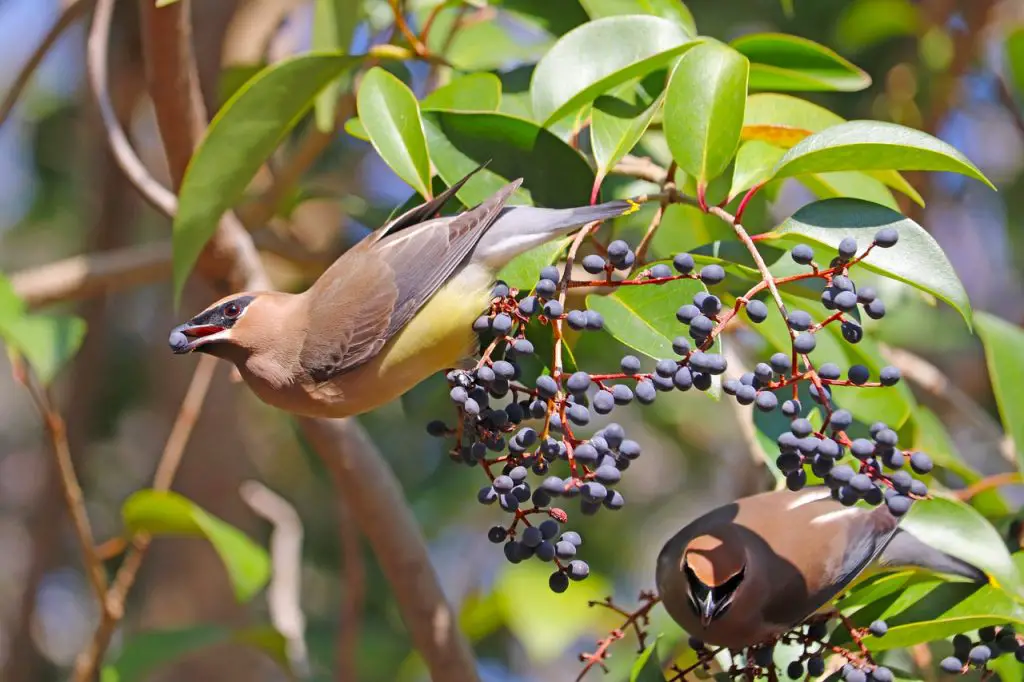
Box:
[374, 161, 488, 238]
[298, 178, 522, 382]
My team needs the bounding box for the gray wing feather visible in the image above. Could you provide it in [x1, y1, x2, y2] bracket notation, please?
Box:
[877, 528, 986, 582]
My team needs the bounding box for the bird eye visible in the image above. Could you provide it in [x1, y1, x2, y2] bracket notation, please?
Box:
[224, 302, 242, 319]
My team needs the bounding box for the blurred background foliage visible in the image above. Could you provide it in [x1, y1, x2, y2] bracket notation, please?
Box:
[0, 0, 1023, 681]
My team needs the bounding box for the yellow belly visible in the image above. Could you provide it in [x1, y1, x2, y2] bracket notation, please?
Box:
[270, 264, 494, 418]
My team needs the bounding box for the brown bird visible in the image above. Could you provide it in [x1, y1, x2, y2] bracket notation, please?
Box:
[655, 488, 985, 649]
[168, 166, 638, 418]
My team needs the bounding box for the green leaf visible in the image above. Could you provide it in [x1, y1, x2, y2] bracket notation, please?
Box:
[530, 15, 695, 126]
[579, 0, 697, 35]
[766, 198, 972, 325]
[630, 635, 665, 682]
[835, 0, 920, 54]
[497, 238, 571, 290]
[422, 110, 595, 208]
[797, 171, 899, 211]
[312, 0, 359, 131]
[0, 274, 86, 385]
[422, 7, 553, 72]
[421, 73, 503, 112]
[649, 203, 734, 256]
[729, 140, 786, 199]
[900, 495, 1023, 598]
[732, 33, 871, 92]
[154, 0, 180, 6]
[1006, 27, 1024, 101]
[591, 84, 666, 182]
[122, 490, 270, 602]
[172, 53, 359, 302]
[664, 41, 749, 185]
[586, 275, 708, 360]
[771, 120, 994, 189]
[975, 312, 1024, 473]
[357, 67, 433, 200]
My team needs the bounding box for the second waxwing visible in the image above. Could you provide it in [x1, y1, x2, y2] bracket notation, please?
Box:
[655, 487, 986, 650]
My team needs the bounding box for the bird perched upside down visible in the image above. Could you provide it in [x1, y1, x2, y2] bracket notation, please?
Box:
[168, 165, 638, 418]
[655, 488, 985, 650]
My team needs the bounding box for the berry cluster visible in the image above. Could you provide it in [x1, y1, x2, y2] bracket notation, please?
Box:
[939, 626, 1024, 672]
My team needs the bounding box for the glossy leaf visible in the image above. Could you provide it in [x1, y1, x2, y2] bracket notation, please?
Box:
[422, 111, 595, 208]
[122, 490, 270, 602]
[172, 53, 359, 301]
[771, 120, 994, 189]
[591, 84, 666, 181]
[421, 73, 503, 112]
[312, 0, 359, 131]
[900, 495, 1023, 598]
[630, 634, 665, 682]
[357, 67, 433, 199]
[579, 0, 696, 34]
[797, 171, 899, 211]
[586, 275, 708, 360]
[665, 41, 749, 185]
[975, 312, 1024, 473]
[766, 198, 972, 325]
[648, 203, 733, 257]
[732, 33, 871, 92]
[424, 7, 553, 72]
[729, 140, 785, 199]
[530, 15, 694, 125]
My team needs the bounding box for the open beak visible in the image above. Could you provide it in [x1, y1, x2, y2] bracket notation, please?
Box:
[169, 322, 228, 354]
[697, 593, 717, 628]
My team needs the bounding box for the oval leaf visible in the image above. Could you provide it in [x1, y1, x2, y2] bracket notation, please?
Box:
[630, 634, 665, 682]
[591, 85, 667, 180]
[732, 33, 871, 92]
[665, 41, 750, 185]
[123, 490, 270, 602]
[586, 275, 710, 360]
[172, 53, 358, 301]
[497, 237, 572, 290]
[530, 15, 695, 126]
[312, 0, 359, 131]
[771, 120, 994, 188]
[357, 67, 433, 199]
[975, 311, 1024, 473]
[422, 110, 595, 208]
[0, 274, 86, 385]
[766, 198, 972, 325]
[421, 73, 503, 112]
[900, 495, 1022, 598]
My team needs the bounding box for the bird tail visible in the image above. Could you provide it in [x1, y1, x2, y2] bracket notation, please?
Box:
[877, 528, 987, 583]
[472, 198, 641, 268]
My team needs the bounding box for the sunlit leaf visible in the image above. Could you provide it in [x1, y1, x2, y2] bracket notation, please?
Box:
[498, 237, 572, 290]
[732, 33, 871, 92]
[172, 53, 359, 301]
[771, 120, 994, 189]
[356, 67, 433, 199]
[122, 490, 270, 602]
[591, 80, 667, 182]
[421, 73, 503, 112]
[975, 312, 1024, 473]
[766, 198, 972, 326]
[835, 0, 920, 53]
[729, 139, 785, 199]
[530, 15, 695, 125]
[0, 274, 85, 385]
[665, 41, 749, 185]
[312, 0, 359, 131]
[630, 634, 665, 681]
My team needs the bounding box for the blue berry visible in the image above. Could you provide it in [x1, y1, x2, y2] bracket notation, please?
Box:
[793, 333, 817, 354]
[582, 254, 607, 274]
[620, 355, 641, 374]
[746, 299, 768, 323]
[874, 227, 899, 248]
[673, 253, 695, 274]
[837, 237, 857, 260]
[791, 244, 814, 264]
[699, 264, 725, 284]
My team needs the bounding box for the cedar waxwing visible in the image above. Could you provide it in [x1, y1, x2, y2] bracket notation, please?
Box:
[168, 166, 638, 418]
[655, 488, 985, 650]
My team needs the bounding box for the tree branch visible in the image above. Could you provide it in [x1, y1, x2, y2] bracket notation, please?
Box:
[0, 0, 95, 129]
[128, 2, 479, 680]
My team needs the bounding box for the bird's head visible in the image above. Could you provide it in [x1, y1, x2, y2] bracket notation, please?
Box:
[169, 292, 287, 360]
[682, 529, 747, 627]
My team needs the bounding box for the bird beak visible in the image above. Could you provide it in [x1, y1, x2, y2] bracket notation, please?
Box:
[697, 593, 718, 627]
[168, 322, 228, 354]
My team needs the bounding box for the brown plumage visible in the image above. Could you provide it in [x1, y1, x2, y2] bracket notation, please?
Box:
[168, 166, 637, 418]
[655, 488, 984, 650]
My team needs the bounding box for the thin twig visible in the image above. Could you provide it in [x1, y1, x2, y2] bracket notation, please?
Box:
[634, 161, 676, 264]
[21, 370, 108, 605]
[240, 480, 311, 679]
[612, 155, 670, 185]
[71, 353, 219, 682]
[0, 0, 95, 129]
[952, 472, 1024, 501]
